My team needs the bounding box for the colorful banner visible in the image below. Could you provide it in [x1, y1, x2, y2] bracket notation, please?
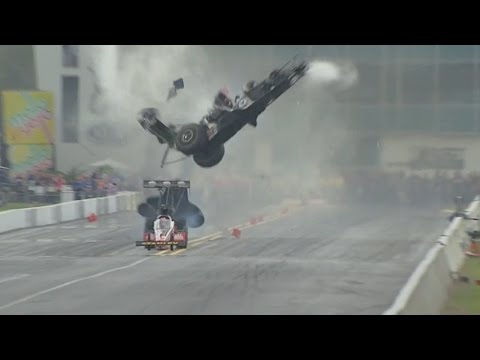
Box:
[1, 91, 55, 145]
[7, 145, 54, 176]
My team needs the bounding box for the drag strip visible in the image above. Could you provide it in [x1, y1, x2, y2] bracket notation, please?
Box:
[0, 204, 447, 314]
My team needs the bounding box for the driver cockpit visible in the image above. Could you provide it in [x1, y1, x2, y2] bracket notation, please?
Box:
[213, 89, 234, 109]
[154, 215, 173, 233]
[204, 89, 235, 125]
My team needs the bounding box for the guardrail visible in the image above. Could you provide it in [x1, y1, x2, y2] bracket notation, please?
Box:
[0, 191, 142, 234]
[384, 196, 480, 315]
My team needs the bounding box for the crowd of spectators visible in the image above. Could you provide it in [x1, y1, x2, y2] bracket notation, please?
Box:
[0, 166, 141, 207]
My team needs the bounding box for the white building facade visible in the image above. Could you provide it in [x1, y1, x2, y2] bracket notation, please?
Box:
[33, 45, 144, 173]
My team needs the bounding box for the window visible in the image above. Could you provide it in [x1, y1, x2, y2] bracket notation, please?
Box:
[347, 106, 395, 132]
[474, 87, 480, 103]
[396, 105, 435, 132]
[331, 137, 380, 166]
[401, 64, 435, 104]
[62, 45, 79, 67]
[384, 106, 399, 131]
[349, 105, 383, 131]
[0, 45, 36, 90]
[62, 76, 79, 143]
[314, 45, 347, 60]
[436, 105, 475, 132]
[384, 45, 401, 62]
[381, 63, 398, 105]
[336, 63, 381, 104]
[347, 45, 384, 62]
[437, 63, 474, 103]
[438, 45, 475, 62]
[475, 116, 480, 133]
[354, 137, 381, 166]
[309, 102, 347, 131]
[399, 45, 435, 62]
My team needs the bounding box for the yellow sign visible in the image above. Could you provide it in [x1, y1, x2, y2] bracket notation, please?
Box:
[7, 144, 54, 176]
[1, 91, 55, 145]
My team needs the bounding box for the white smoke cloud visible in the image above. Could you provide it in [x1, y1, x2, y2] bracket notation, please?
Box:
[306, 60, 358, 90]
[89, 45, 220, 129]
[89, 48, 358, 135]
[85, 46, 360, 203]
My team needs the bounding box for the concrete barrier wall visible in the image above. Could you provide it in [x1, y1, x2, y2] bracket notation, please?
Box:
[107, 196, 117, 214]
[36, 205, 59, 226]
[384, 244, 451, 315]
[116, 194, 127, 212]
[96, 197, 108, 215]
[83, 198, 98, 218]
[0, 192, 141, 234]
[384, 197, 480, 315]
[60, 201, 81, 222]
[0, 209, 29, 233]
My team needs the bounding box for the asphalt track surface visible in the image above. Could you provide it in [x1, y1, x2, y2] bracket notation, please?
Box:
[0, 202, 447, 314]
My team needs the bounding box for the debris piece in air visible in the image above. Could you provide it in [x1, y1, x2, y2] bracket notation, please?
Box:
[167, 78, 185, 101]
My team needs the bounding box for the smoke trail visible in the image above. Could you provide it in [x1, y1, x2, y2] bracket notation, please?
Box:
[306, 60, 359, 90]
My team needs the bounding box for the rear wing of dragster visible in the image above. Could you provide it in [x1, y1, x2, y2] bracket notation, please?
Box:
[143, 180, 190, 189]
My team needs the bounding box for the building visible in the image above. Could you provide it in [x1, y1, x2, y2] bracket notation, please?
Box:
[304, 45, 480, 174]
[26, 45, 480, 176]
[33, 45, 141, 174]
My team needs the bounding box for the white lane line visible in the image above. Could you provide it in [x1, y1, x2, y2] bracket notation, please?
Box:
[0, 274, 30, 284]
[36, 239, 54, 243]
[60, 226, 78, 229]
[0, 257, 151, 312]
[62, 238, 77, 242]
